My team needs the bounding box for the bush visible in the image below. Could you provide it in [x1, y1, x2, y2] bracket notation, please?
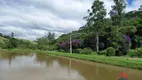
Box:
[76, 48, 93, 54]
[82, 48, 93, 54]
[128, 48, 142, 58]
[137, 48, 142, 58]
[128, 49, 137, 57]
[106, 47, 116, 56]
[98, 50, 107, 55]
[38, 45, 49, 50]
[76, 48, 82, 54]
[58, 49, 65, 52]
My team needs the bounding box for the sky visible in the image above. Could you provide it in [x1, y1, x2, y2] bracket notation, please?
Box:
[0, 0, 141, 40]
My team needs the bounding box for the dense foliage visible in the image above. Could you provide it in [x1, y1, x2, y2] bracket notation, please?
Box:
[106, 47, 116, 56]
[36, 32, 56, 50]
[75, 48, 93, 54]
[128, 48, 142, 58]
[53, 0, 142, 56]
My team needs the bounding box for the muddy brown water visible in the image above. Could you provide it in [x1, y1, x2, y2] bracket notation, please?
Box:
[0, 52, 142, 80]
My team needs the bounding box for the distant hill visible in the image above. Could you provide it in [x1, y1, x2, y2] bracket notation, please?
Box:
[0, 36, 8, 42]
[0, 33, 37, 49]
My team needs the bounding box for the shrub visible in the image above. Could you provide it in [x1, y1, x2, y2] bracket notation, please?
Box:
[58, 49, 65, 52]
[128, 48, 142, 58]
[99, 50, 107, 55]
[137, 48, 142, 58]
[81, 48, 93, 54]
[106, 47, 116, 56]
[38, 45, 49, 50]
[128, 49, 137, 57]
[76, 48, 93, 54]
[76, 48, 82, 54]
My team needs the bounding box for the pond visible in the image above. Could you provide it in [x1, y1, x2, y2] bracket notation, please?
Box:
[0, 52, 142, 80]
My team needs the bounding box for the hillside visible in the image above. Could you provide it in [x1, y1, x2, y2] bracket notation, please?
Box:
[0, 34, 37, 49]
[0, 36, 8, 43]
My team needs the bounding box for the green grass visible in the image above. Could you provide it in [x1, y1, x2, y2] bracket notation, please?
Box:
[0, 36, 7, 40]
[47, 51, 142, 70]
[0, 36, 8, 43]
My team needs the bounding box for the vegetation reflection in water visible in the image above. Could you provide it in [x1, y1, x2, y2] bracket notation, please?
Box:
[0, 52, 142, 80]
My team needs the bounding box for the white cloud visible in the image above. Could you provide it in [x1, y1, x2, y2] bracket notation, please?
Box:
[0, 0, 141, 40]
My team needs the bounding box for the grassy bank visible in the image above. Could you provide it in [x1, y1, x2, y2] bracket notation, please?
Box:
[0, 49, 142, 69]
[47, 51, 142, 70]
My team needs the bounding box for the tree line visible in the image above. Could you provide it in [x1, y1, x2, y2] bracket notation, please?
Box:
[0, 32, 57, 50]
[53, 0, 142, 57]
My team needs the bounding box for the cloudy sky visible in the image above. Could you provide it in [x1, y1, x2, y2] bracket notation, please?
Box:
[0, 0, 141, 40]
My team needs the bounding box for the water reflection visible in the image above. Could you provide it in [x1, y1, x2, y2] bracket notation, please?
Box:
[68, 59, 71, 80]
[53, 56, 142, 80]
[0, 52, 142, 80]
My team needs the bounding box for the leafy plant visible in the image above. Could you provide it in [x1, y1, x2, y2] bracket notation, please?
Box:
[106, 47, 116, 56]
[128, 48, 142, 58]
[76, 48, 93, 54]
[99, 50, 106, 55]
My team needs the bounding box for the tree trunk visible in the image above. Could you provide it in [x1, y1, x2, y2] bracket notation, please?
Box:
[70, 35, 72, 54]
[96, 33, 99, 53]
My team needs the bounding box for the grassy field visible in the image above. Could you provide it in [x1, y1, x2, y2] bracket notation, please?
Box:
[0, 36, 8, 44]
[47, 51, 142, 70]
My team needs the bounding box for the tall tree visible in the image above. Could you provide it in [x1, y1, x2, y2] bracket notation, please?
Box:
[11, 32, 14, 38]
[0, 33, 2, 36]
[109, 0, 126, 27]
[139, 5, 142, 11]
[47, 32, 55, 41]
[85, 0, 106, 52]
[108, 0, 127, 55]
[36, 32, 55, 50]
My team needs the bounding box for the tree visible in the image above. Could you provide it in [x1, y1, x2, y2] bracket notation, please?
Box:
[124, 7, 142, 49]
[85, 0, 106, 52]
[11, 32, 14, 38]
[109, 0, 126, 27]
[139, 5, 142, 11]
[119, 26, 137, 35]
[47, 32, 55, 45]
[108, 0, 129, 55]
[0, 33, 2, 37]
[119, 26, 137, 50]
[7, 38, 18, 49]
[47, 32, 55, 41]
[36, 32, 56, 50]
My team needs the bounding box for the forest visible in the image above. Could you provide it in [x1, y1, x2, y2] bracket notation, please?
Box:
[0, 0, 142, 58]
